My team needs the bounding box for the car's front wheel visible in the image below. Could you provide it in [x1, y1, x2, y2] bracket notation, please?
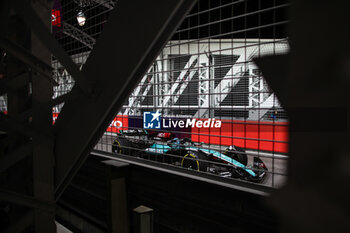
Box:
[180, 151, 208, 171]
[112, 137, 132, 155]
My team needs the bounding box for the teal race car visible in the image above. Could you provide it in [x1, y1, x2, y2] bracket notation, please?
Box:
[112, 130, 267, 182]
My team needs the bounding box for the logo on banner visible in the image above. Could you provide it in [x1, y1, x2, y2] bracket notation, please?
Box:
[109, 120, 123, 128]
[143, 110, 222, 129]
[143, 111, 161, 129]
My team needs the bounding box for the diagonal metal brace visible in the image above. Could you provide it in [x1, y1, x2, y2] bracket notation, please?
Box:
[0, 142, 32, 172]
[254, 54, 290, 107]
[54, 0, 198, 199]
[0, 38, 57, 86]
[0, 189, 55, 212]
[0, 72, 30, 96]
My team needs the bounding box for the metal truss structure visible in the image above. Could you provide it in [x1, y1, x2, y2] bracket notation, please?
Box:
[74, 0, 116, 9]
[91, 0, 115, 9]
[62, 22, 96, 49]
[58, 39, 288, 121]
[122, 39, 289, 120]
[52, 51, 90, 113]
[52, 0, 289, 122]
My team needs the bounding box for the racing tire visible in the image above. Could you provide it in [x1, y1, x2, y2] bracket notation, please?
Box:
[112, 137, 132, 155]
[224, 146, 248, 166]
[181, 151, 208, 171]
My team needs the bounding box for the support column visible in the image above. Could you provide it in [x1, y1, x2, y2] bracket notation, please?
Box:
[31, 0, 56, 232]
[103, 160, 130, 233]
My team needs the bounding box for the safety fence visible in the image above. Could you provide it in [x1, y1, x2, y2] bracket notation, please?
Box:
[49, 0, 290, 188]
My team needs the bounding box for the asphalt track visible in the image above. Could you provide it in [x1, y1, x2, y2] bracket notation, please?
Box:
[95, 134, 288, 189]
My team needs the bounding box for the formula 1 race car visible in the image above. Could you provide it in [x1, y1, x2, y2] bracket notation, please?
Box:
[112, 129, 267, 182]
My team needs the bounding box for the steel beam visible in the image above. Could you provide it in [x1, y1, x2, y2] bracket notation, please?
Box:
[0, 142, 32, 172]
[193, 47, 252, 118]
[92, 0, 115, 10]
[0, 189, 54, 212]
[194, 42, 288, 118]
[256, 1, 350, 232]
[54, 0, 198, 199]
[0, 72, 30, 96]
[173, 64, 198, 105]
[0, 117, 37, 138]
[0, 38, 56, 86]
[62, 22, 96, 50]
[124, 66, 155, 115]
[254, 55, 289, 106]
[6, 92, 70, 125]
[157, 54, 171, 113]
[198, 54, 211, 116]
[0, 1, 57, 232]
[161, 55, 199, 106]
[248, 94, 280, 121]
[29, 1, 57, 232]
